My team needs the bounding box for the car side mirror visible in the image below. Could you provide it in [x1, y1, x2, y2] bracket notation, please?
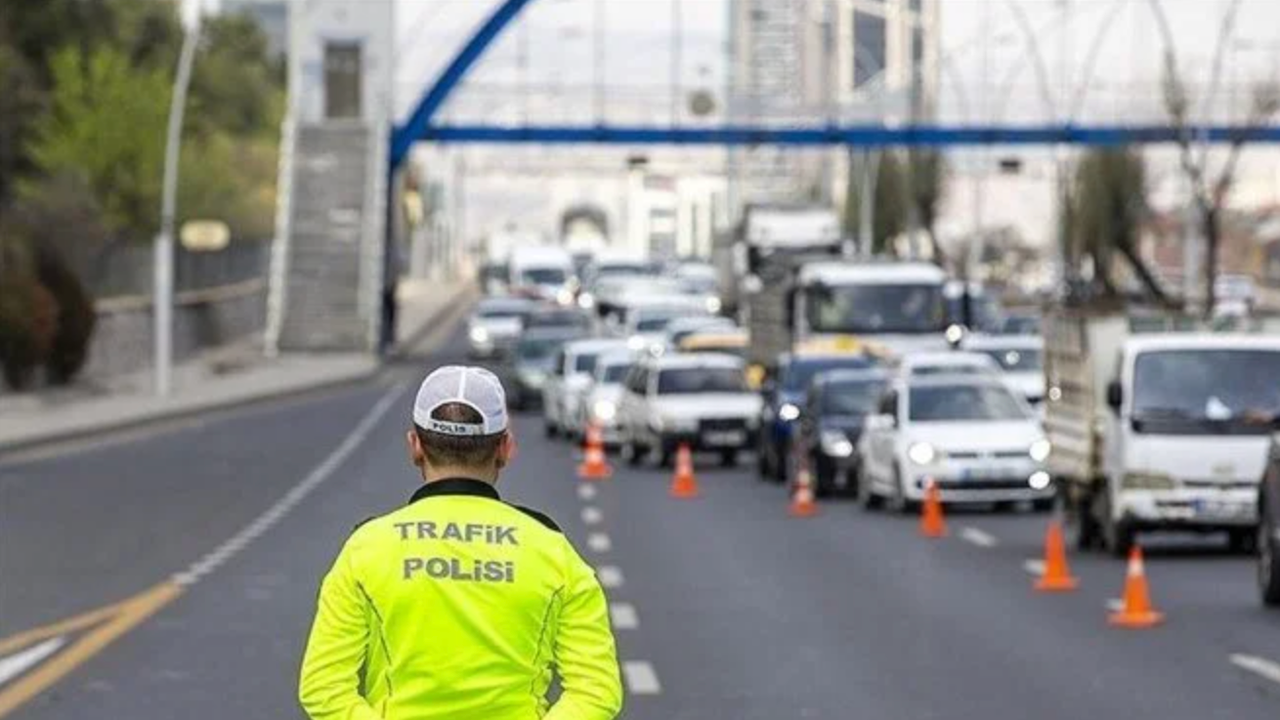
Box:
[1105, 380, 1122, 415]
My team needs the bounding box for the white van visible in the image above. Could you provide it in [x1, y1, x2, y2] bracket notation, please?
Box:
[508, 246, 575, 304]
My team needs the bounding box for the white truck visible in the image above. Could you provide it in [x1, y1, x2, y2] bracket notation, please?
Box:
[715, 204, 844, 321]
[1044, 307, 1280, 556]
[508, 246, 575, 304]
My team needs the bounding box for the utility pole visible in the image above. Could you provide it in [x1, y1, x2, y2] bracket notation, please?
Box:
[154, 7, 202, 396]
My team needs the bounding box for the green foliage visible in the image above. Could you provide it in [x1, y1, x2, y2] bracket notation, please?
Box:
[0, 43, 44, 201]
[190, 14, 285, 138]
[908, 150, 947, 265]
[179, 133, 279, 241]
[24, 44, 171, 241]
[843, 151, 907, 255]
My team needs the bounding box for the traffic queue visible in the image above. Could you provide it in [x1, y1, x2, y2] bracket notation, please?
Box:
[472, 206, 1280, 609]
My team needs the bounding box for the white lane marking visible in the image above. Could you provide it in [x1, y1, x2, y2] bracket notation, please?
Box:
[1023, 559, 1046, 576]
[622, 661, 662, 695]
[959, 527, 998, 548]
[587, 533, 612, 553]
[610, 603, 640, 630]
[0, 637, 65, 686]
[581, 506, 604, 525]
[171, 383, 407, 587]
[1230, 654, 1280, 686]
[597, 565, 625, 589]
[577, 484, 597, 500]
[1106, 598, 1125, 613]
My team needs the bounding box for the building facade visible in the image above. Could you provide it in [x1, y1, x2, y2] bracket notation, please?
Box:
[727, 0, 939, 212]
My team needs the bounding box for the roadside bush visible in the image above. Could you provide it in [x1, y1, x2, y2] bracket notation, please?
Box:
[34, 244, 95, 385]
[0, 261, 56, 391]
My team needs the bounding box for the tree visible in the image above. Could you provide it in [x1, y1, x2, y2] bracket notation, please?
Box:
[1069, 147, 1175, 306]
[24, 44, 171, 241]
[190, 14, 284, 138]
[908, 149, 947, 267]
[1149, 0, 1280, 315]
[843, 151, 906, 256]
[0, 42, 43, 203]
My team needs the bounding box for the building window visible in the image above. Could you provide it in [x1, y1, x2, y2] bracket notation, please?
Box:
[853, 10, 887, 88]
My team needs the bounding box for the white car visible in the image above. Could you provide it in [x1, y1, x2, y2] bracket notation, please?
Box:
[896, 351, 1001, 379]
[575, 350, 637, 446]
[673, 262, 724, 314]
[541, 339, 629, 438]
[961, 334, 1045, 405]
[857, 375, 1054, 511]
[613, 298, 710, 352]
[618, 353, 762, 467]
[466, 297, 533, 358]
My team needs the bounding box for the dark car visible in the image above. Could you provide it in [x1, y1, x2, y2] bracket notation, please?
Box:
[508, 327, 587, 410]
[998, 311, 1041, 336]
[791, 369, 889, 497]
[1261, 434, 1280, 606]
[757, 352, 880, 483]
[525, 306, 593, 333]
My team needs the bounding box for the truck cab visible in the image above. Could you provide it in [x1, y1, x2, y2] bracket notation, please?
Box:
[790, 262, 950, 359]
[1046, 310, 1280, 555]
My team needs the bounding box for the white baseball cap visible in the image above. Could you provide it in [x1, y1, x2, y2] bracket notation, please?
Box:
[412, 366, 509, 437]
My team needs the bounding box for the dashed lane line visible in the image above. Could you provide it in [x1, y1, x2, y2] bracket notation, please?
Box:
[622, 661, 662, 695]
[1229, 654, 1280, 686]
[609, 603, 639, 630]
[1023, 559, 1046, 576]
[577, 484, 597, 500]
[173, 382, 406, 586]
[959, 527, 998, 548]
[587, 533, 612, 552]
[0, 640, 64, 687]
[597, 566, 625, 589]
[581, 506, 603, 525]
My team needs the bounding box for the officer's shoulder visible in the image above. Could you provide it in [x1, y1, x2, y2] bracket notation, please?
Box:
[508, 504, 562, 533]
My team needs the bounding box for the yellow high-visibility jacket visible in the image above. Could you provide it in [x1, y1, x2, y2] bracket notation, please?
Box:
[299, 478, 623, 720]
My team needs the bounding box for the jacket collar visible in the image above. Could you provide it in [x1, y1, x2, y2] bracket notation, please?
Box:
[409, 477, 500, 505]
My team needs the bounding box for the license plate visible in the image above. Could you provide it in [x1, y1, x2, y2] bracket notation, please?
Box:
[1192, 499, 1246, 518]
[960, 466, 1008, 480]
[703, 431, 744, 447]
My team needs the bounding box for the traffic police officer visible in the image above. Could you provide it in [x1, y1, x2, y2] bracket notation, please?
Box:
[299, 366, 623, 719]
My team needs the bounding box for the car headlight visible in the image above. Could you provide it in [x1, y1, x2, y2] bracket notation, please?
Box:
[778, 403, 801, 422]
[557, 288, 575, 306]
[1122, 471, 1177, 490]
[1029, 438, 1052, 463]
[820, 430, 854, 458]
[907, 442, 937, 465]
[593, 400, 617, 421]
[705, 296, 722, 314]
[469, 326, 489, 343]
[578, 293, 596, 310]
[1028, 470, 1052, 490]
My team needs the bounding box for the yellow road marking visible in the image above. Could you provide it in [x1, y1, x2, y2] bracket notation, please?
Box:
[0, 582, 183, 717]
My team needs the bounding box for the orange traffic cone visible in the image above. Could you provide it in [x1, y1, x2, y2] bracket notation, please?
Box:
[576, 423, 612, 481]
[788, 457, 819, 517]
[919, 480, 947, 538]
[1034, 520, 1079, 592]
[1108, 546, 1164, 628]
[669, 443, 699, 499]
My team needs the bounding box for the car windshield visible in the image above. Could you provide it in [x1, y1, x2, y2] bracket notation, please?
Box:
[908, 384, 1030, 422]
[528, 311, 586, 329]
[518, 337, 567, 360]
[521, 268, 567, 285]
[600, 363, 631, 384]
[657, 367, 746, 395]
[478, 303, 527, 319]
[805, 283, 946, 334]
[909, 364, 991, 377]
[679, 276, 717, 294]
[975, 348, 1042, 372]
[1131, 349, 1280, 435]
[1000, 315, 1041, 335]
[574, 353, 599, 374]
[635, 313, 680, 332]
[821, 380, 886, 415]
[782, 356, 877, 391]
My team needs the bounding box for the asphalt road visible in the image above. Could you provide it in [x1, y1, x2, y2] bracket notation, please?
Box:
[1, 322, 1279, 718]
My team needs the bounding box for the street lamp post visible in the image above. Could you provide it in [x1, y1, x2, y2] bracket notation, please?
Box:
[154, 11, 202, 397]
